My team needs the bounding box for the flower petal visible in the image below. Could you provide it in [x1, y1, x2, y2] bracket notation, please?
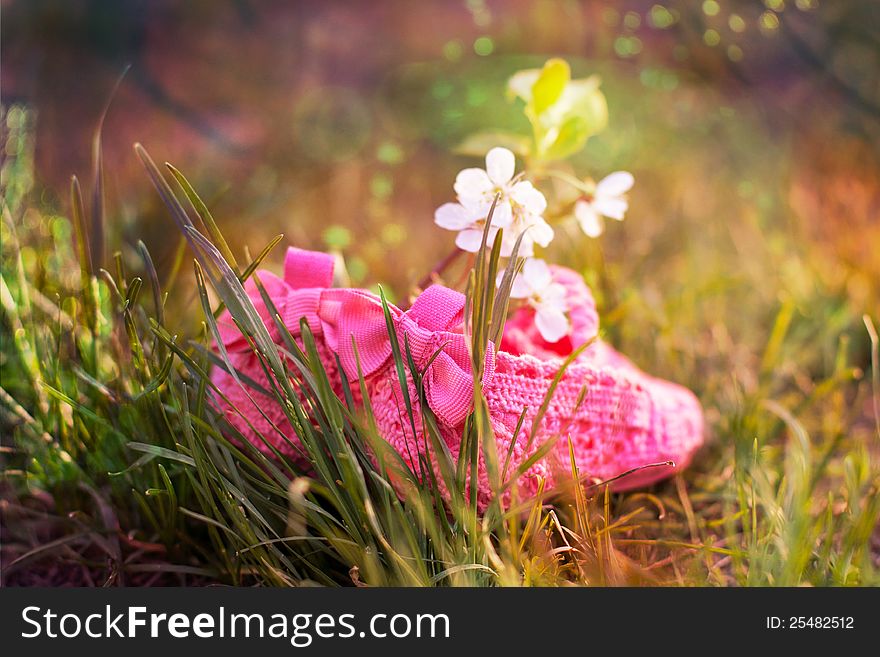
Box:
[455, 229, 484, 253]
[535, 307, 571, 343]
[574, 200, 604, 237]
[593, 196, 628, 220]
[525, 217, 554, 247]
[434, 203, 473, 231]
[455, 226, 496, 253]
[485, 147, 516, 186]
[488, 199, 513, 228]
[596, 171, 634, 196]
[501, 229, 534, 258]
[510, 181, 547, 214]
[454, 168, 493, 201]
[523, 258, 552, 289]
[507, 69, 540, 102]
[542, 282, 568, 305]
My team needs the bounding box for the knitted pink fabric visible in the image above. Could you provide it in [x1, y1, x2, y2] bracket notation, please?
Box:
[212, 247, 704, 508]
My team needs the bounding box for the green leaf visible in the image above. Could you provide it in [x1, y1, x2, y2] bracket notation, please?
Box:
[538, 77, 608, 160]
[564, 76, 608, 136]
[509, 60, 608, 162]
[127, 442, 196, 467]
[542, 116, 590, 161]
[490, 232, 526, 345]
[529, 58, 570, 116]
[453, 131, 531, 158]
[166, 163, 240, 275]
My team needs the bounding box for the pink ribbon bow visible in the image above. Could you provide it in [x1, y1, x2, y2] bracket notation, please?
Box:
[219, 247, 493, 427]
[216, 247, 337, 350]
[325, 284, 496, 427]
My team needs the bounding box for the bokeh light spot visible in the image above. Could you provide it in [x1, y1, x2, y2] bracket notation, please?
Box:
[727, 45, 744, 61]
[703, 29, 721, 47]
[376, 141, 404, 165]
[737, 181, 755, 198]
[467, 0, 492, 27]
[466, 83, 490, 107]
[442, 39, 463, 62]
[639, 68, 679, 91]
[648, 5, 675, 29]
[346, 256, 367, 283]
[702, 1, 720, 17]
[602, 8, 620, 26]
[323, 225, 352, 250]
[370, 173, 393, 200]
[728, 14, 746, 33]
[759, 10, 780, 32]
[661, 71, 679, 90]
[614, 36, 643, 57]
[431, 80, 454, 100]
[442, 109, 464, 124]
[473, 36, 494, 56]
[381, 223, 406, 246]
[623, 11, 642, 30]
[7, 106, 25, 129]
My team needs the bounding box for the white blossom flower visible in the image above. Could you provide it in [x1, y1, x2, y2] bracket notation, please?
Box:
[574, 171, 634, 238]
[501, 258, 570, 343]
[499, 182, 554, 258]
[434, 147, 551, 256]
[434, 201, 501, 252]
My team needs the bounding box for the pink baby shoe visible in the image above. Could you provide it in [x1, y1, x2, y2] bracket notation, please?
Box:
[212, 247, 704, 509]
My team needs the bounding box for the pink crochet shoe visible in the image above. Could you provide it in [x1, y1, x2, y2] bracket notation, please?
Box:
[212, 247, 704, 509]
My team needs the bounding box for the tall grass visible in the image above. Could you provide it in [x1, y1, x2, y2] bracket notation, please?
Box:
[2, 106, 878, 586]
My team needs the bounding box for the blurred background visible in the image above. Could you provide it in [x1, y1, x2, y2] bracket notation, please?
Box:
[3, 0, 878, 344]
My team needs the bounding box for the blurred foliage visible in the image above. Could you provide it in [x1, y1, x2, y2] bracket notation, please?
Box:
[2, 0, 878, 299]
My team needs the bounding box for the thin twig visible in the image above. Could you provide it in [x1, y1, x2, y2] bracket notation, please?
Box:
[415, 247, 464, 292]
